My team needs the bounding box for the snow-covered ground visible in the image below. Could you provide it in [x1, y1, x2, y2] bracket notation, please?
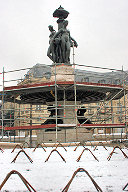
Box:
[0, 146, 128, 191]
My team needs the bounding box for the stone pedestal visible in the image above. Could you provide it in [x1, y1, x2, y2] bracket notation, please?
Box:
[36, 128, 93, 143]
[57, 101, 81, 124]
[50, 64, 75, 82]
[46, 100, 81, 124]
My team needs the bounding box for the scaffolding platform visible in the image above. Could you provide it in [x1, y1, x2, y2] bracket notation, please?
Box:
[1, 81, 125, 104]
[3, 123, 127, 131]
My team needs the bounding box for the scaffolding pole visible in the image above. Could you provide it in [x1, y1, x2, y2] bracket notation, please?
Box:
[78, 88, 124, 128]
[1, 67, 5, 139]
[13, 97, 16, 143]
[63, 88, 66, 142]
[122, 67, 127, 139]
[74, 68, 78, 141]
[55, 63, 58, 142]
[30, 104, 32, 147]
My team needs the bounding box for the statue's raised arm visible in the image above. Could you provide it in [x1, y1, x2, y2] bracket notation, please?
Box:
[70, 36, 78, 48]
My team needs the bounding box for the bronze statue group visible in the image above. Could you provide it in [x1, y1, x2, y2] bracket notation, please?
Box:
[47, 20, 78, 64]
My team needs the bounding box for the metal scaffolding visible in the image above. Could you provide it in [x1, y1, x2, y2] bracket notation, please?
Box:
[0, 63, 128, 144]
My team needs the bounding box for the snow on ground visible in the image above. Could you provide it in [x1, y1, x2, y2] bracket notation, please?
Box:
[0, 146, 128, 191]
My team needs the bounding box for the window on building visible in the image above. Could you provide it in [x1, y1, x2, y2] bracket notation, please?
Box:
[82, 77, 89, 82]
[35, 105, 41, 111]
[115, 79, 121, 85]
[117, 102, 123, 123]
[21, 111, 24, 115]
[98, 79, 105, 84]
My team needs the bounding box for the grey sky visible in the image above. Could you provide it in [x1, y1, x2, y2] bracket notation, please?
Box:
[0, 0, 128, 76]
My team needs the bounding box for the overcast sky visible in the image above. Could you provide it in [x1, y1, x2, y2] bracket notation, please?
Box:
[0, 0, 128, 78]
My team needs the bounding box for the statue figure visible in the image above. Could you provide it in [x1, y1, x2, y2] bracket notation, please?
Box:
[52, 20, 78, 63]
[47, 25, 63, 63]
[47, 6, 78, 64]
[47, 25, 56, 62]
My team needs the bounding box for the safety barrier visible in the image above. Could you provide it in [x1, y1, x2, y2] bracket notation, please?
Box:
[42, 142, 47, 148]
[62, 168, 103, 192]
[107, 146, 128, 161]
[67, 143, 72, 147]
[76, 148, 99, 162]
[67, 142, 78, 147]
[11, 144, 23, 153]
[88, 141, 94, 148]
[55, 142, 67, 152]
[123, 182, 128, 191]
[74, 144, 86, 151]
[0, 147, 4, 153]
[33, 144, 46, 152]
[0, 170, 36, 191]
[45, 149, 66, 163]
[22, 141, 30, 148]
[11, 149, 33, 163]
[123, 142, 128, 149]
[74, 142, 81, 146]
[93, 142, 108, 151]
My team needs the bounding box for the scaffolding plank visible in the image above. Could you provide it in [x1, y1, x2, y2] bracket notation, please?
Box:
[3, 123, 126, 131]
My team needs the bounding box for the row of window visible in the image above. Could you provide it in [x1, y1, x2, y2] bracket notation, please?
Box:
[20, 105, 45, 115]
[81, 77, 121, 84]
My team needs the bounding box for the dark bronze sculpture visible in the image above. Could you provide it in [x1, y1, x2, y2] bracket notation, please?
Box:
[42, 106, 63, 127]
[47, 6, 78, 63]
[77, 107, 92, 128]
[47, 25, 56, 62]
